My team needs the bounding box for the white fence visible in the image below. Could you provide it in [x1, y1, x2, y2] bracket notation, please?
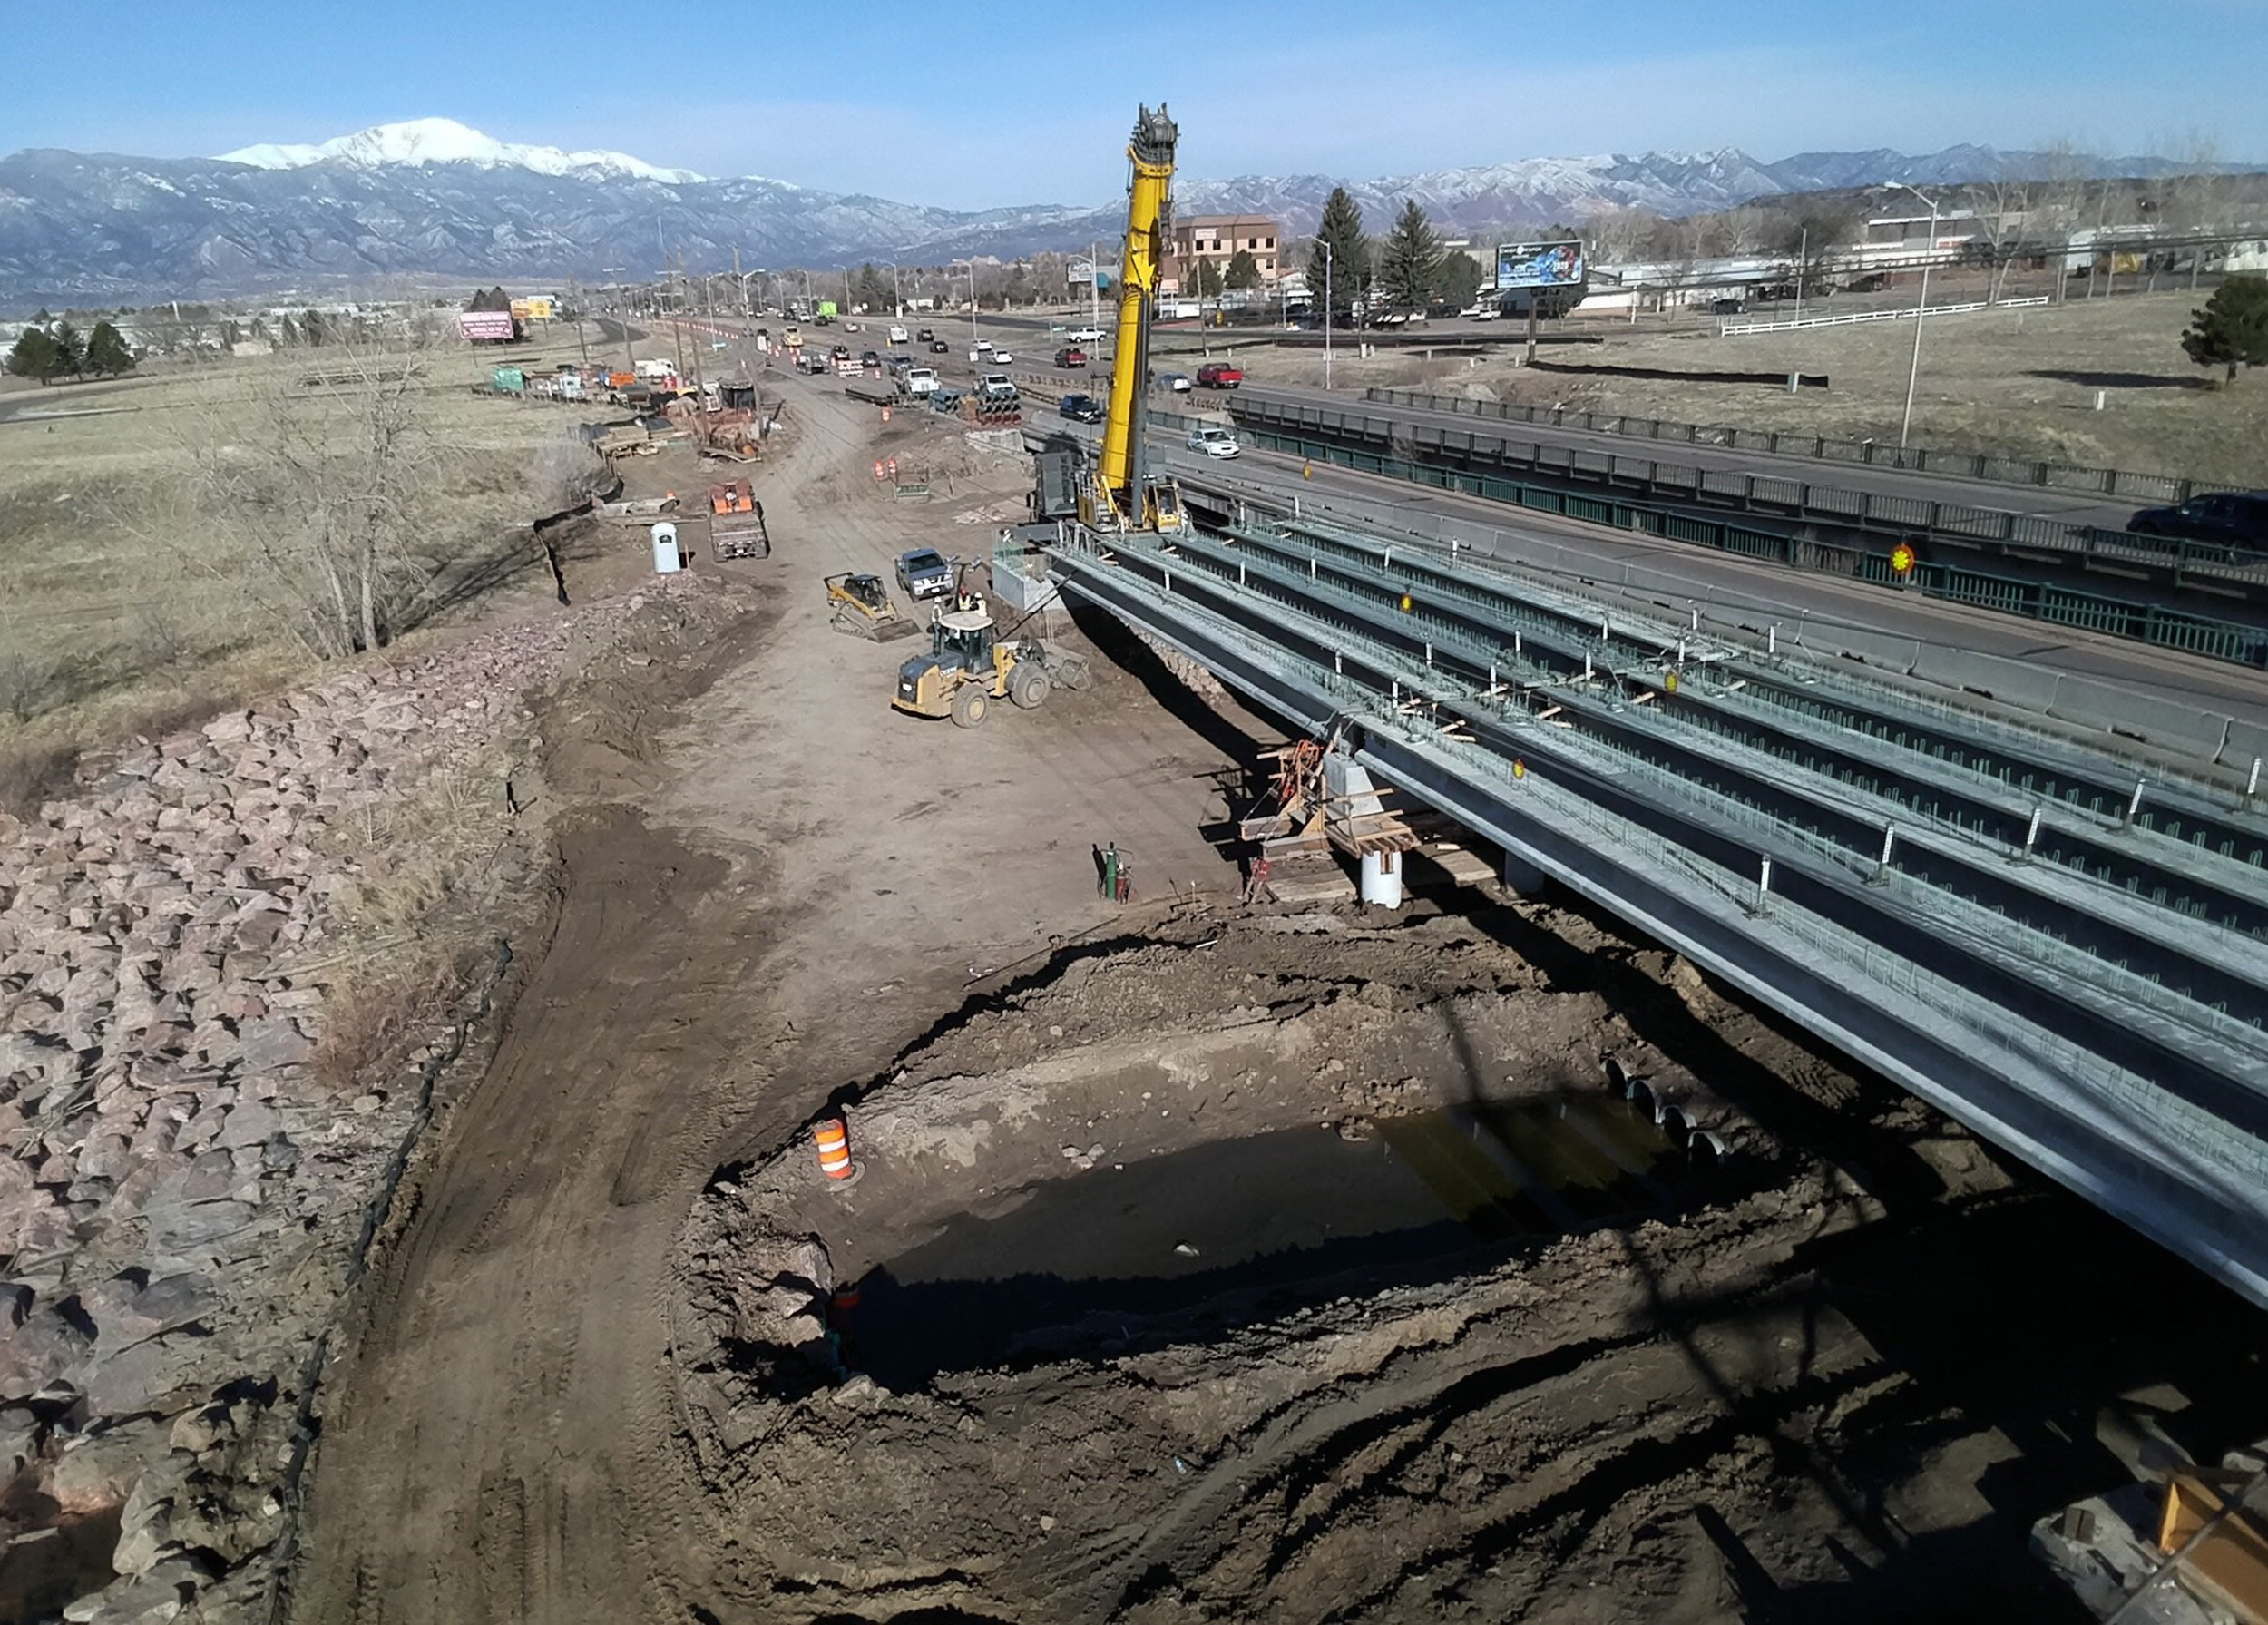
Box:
[1719, 297, 2049, 336]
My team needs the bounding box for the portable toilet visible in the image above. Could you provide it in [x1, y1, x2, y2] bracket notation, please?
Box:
[651, 521, 681, 574]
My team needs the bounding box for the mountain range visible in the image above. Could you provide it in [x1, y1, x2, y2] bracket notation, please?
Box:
[0, 118, 2240, 305]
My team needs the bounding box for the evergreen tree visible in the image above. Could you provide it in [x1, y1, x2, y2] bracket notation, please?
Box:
[1188, 257, 1223, 298]
[2181, 274, 2268, 382]
[1224, 249, 1260, 290]
[1308, 188, 1367, 320]
[49, 320, 86, 379]
[1377, 200, 1442, 313]
[84, 320, 134, 377]
[301, 308, 326, 346]
[1431, 250, 1485, 310]
[5, 327, 62, 383]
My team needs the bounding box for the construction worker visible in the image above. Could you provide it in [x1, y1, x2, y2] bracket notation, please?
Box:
[1242, 854, 1277, 905]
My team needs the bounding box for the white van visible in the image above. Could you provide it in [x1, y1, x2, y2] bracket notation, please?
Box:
[888, 324, 910, 345]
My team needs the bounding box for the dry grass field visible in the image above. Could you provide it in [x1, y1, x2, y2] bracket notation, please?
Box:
[0, 331, 598, 804]
[1258, 286, 2268, 487]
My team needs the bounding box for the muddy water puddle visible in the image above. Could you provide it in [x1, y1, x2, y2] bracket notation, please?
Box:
[846, 1096, 1698, 1385]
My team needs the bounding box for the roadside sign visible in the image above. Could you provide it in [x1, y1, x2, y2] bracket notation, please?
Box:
[1890, 543, 1917, 576]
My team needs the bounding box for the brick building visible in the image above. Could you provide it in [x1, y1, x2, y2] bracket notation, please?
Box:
[1163, 214, 1282, 293]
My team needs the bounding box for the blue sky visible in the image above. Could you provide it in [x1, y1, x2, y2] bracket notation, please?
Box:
[3, 0, 2260, 207]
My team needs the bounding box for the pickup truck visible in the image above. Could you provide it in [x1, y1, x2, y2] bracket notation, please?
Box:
[888, 325, 910, 344]
[1068, 326, 1106, 344]
[901, 367, 940, 396]
[895, 547, 953, 602]
[975, 372, 1017, 402]
[1197, 362, 1244, 389]
[1053, 346, 1088, 368]
[1058, 393, 1104, 424]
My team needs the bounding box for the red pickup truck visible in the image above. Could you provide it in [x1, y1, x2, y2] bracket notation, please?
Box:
[1053, 346, 1088, 368]
[1197, 362, 1244, 389]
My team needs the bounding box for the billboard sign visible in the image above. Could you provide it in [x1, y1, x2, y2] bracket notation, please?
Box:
[510, 295, 555, 322]
[1496, 241, 1586, 291]
[457, 309, 516, 342]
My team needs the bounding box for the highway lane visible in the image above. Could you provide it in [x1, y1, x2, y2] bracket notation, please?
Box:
[1118, 425, 2268, 732]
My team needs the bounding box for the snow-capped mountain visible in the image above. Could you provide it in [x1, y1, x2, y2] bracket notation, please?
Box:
[218, 117, 707, 185]
[0, 125, 2244, 305]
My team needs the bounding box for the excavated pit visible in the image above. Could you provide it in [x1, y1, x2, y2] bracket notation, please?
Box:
[675, 913, 1778, 1412]
[842, 1088, 1706, 1386]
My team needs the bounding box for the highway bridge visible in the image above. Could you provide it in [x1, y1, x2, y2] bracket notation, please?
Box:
[1020, 424, 2268, 1311]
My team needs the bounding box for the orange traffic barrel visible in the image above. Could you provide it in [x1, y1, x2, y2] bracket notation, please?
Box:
[813, 1117, 857, 1182]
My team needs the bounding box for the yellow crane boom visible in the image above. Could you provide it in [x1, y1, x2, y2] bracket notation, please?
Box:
[1089, 103, 1179, 531]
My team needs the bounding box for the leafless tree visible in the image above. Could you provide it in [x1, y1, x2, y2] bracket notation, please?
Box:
[132, 344, 456, 660]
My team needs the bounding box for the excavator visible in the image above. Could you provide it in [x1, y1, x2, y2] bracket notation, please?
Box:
[1077, 103, 1187, 536]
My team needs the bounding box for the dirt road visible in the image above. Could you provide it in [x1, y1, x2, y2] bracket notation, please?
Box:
[288, 375, 1265, 1622]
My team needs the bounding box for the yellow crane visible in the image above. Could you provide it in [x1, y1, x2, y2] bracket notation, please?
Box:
[1080, 103, 1186, 534]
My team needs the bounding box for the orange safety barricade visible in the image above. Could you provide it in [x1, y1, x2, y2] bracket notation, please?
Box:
[813, 1118, 856, 1181]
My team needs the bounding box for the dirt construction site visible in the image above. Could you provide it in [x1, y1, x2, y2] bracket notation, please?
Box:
[8, 348, 2268, 1625]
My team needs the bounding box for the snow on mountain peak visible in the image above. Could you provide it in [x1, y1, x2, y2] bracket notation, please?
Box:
[218, 117, 704, 184]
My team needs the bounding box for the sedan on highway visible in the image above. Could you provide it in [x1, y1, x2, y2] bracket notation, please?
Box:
[990, 348, 1015, 365]
[1186, 424, 1240, 458]
[1058, 394, 1104, 424]
[1157, 371, 1192, 393]
[2126, 491, 2268, 557]
[930, 339, 951, 354]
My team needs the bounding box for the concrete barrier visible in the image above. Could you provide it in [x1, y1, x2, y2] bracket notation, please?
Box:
[1910, 647, 2066, 714]
[2048, 675, 2229, 761]
[2219, 719, 2268, 778]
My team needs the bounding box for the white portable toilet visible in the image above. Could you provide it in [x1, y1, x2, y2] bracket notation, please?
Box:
[650, 521, 681, 574]
[1358, 849, 1404, 908]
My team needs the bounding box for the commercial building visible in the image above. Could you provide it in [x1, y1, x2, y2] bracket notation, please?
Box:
[1163, 214, 1282, 294]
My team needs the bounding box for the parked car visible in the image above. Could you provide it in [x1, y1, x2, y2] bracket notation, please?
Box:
[929, 338, 951, 354]
[1196, 362, 1244, 389]
[2125, 491, 2268, 555]
[1157, 371, 1193, 393]
[895, 547, 953, 602]
[1054, 346, 1088, 368]
[1185, 424, 1240, 458]
[1058, 393, 1104, 423]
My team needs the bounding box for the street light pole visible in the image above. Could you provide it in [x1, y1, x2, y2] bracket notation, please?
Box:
[1322, 240, 1334, 391]
[1892, 181, 1941, 452]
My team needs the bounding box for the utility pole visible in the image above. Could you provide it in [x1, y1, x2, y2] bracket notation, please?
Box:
[1794, 226, 1807, 325]
[1891, 182, 1941, 451]
[1322, 240, 1334, 391]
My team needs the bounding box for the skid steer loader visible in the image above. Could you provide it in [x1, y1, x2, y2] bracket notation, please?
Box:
[825, 572, 919, 641]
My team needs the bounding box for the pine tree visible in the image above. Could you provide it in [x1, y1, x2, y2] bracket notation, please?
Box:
[1431, 250, 1484, 310]
[2181, 274, 2268, 382]
[1308, 188, 1367, 321]
[1188, 257, 1223, 298]
[5, 327, 62, 383]
[83, 320, 133, 377]
[1224, 249, 1260, 290]
[1377, 200, 1442, 313]
[301, 308, 326, 346]
[49, 320, 86, 379]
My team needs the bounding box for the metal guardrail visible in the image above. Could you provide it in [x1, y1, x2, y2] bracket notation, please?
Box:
[1362, 384, 2235, 505]
[1717, 297, 2049, 335]
[1226, 406, 2268, 671]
